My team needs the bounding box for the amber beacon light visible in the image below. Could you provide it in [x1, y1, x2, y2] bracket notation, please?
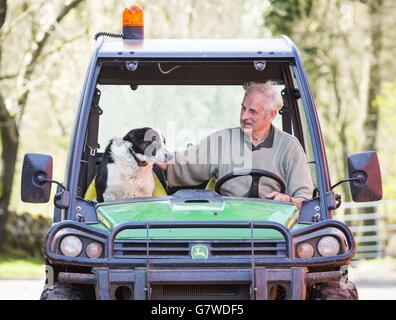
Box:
[122, 4, 144, 40]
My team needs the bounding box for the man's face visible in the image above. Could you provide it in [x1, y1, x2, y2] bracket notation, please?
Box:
[240, 89, 276, 133]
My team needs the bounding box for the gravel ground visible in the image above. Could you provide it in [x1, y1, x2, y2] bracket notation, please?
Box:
[0, 279, 45, 300]
[0, 260, 395, 300]
[349, 259, 396, 300]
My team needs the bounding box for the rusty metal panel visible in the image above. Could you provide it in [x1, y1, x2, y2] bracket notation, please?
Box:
[148, 268, 251, 283]
[108, 270, 134, 283]
[58, 272, 96, 285]
[305, 271, 343, 285]
[134, 268, 147, 300]
[290, 267, 307, 300]
[267, 269, 292, 282]
[254, 267, 268, 300]
[93, 268, 111, 300]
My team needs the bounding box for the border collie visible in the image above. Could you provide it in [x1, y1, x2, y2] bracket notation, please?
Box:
[95, 127, 167, 202]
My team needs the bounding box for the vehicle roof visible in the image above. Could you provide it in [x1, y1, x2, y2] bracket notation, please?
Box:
[96, 38, 297, 59]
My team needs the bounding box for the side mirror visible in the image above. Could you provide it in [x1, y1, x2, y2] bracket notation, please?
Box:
[21, 153, 53, 203]
[348, 151, 382, 202]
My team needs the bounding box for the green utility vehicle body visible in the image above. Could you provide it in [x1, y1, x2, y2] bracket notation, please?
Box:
[95, 197, 300, 238]
[21, 34, 382, 300]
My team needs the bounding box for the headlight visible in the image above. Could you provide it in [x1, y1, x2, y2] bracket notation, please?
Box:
[86, 242, 103, 259]
[317, 236, 340, 257]
[60, 235, 83, 257]
[296, 242, 314, 258]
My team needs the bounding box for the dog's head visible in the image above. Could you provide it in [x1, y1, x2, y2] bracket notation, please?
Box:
[123, 127, 168, 166]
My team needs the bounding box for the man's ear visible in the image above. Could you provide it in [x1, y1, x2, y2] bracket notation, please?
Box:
[269, 110, 277, 121]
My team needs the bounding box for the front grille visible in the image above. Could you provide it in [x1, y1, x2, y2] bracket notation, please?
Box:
[162, 284, 240, 296]
[151, 284, 250, 299]
[113, 239, 287, 258]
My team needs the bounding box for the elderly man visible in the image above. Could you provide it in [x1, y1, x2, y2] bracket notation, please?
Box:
[159, 81, 313, 209]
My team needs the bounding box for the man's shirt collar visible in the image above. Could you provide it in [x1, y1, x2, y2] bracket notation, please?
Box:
[242, 125, 275, 151]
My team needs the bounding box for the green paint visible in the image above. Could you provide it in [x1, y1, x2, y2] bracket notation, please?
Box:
[93, 198, 300, 240]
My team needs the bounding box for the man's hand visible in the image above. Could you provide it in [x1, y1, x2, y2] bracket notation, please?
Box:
[265, 191, 303, 210]
[265, 191, 290, 203]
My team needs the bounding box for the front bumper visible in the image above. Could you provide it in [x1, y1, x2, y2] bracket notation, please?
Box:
[57, 267, 345, 300]
[44, 219, 355, 300]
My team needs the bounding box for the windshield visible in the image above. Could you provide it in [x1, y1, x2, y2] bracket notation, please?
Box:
[97, 84, 283, 152]
[82, 80, 317, 202]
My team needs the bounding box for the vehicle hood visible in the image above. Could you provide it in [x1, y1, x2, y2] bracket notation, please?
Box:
[95, 197, 299, 240]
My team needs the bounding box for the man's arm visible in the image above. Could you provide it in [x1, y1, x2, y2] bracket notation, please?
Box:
[160, 136, 217, 187]
[265, 138, 314, 210]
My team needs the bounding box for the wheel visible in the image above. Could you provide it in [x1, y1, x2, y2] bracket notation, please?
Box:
[40, 283, 85, 300]
[214, 169, 286, 198]
[310, 280, 358, 300]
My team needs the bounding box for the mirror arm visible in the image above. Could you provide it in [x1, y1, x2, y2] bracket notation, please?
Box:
[331, 176, 362, 190]
[37, 175, 70, 209]
[37, 175, 66, 191]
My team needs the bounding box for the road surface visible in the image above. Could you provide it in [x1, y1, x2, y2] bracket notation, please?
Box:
[0, 260, 395, 300]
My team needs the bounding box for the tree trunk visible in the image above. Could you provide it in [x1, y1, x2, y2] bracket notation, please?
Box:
[0, 0, 11, 246]
[329, 63, 352, 204]
[363, 0, 383, 152]
[0, 0, 84, 249]
[0, 97, 19, 247]
[361, 0, 383, 255]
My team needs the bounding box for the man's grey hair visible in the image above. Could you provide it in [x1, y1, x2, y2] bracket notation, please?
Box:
[243, 81, 283, 112]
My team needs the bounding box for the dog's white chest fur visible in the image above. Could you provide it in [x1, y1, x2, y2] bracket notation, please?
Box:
[102, 140, 155, 201]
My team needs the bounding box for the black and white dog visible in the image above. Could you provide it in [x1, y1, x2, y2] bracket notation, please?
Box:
[95, 127, 167, 202]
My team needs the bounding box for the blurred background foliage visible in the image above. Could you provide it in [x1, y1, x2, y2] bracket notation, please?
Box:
[0, 0, 395, 256]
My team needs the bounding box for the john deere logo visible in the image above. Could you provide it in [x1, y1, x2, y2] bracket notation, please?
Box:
[191, 244, 209, 259]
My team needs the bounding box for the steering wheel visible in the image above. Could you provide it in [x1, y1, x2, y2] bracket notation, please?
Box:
[214, 169, 286, 198]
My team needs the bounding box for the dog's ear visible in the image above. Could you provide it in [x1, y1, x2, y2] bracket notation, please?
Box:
[124, 127, 150, 143]
[123, 131, 134, 143]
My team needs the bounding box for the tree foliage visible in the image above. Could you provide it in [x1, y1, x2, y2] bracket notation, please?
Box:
[264, 0, 395, 203]
[0, 0, 395, 235]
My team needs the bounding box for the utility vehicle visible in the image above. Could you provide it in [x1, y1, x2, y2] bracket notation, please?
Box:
[21, 4, 382, 300]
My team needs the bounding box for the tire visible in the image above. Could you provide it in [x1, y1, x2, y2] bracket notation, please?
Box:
[40, 283, 85, 300]
[310, 280, 358, 300]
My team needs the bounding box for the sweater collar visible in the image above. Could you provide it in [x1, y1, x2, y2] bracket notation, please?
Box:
[242, 125, 275, 151]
